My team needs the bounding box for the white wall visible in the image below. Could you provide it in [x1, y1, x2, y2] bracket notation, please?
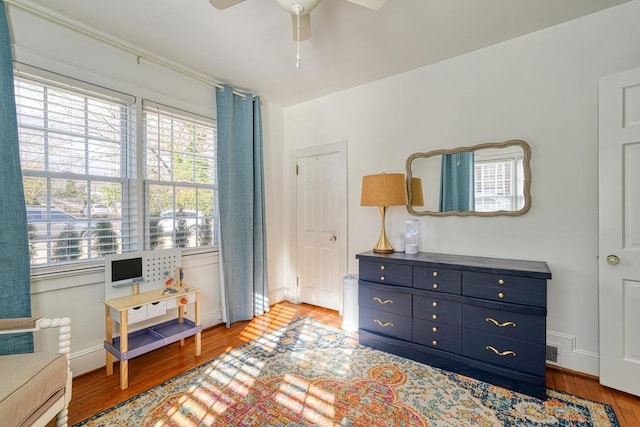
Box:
[8, 0, 640, 378]
[281, 1, 640, 375]
[8, 6, 286, 375]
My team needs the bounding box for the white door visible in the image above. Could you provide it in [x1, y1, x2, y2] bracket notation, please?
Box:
[293, 142, 347, 311]
[599, 66, 640, 396]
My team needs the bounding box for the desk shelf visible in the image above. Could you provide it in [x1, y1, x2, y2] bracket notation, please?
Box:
[104, 285, 202, 389]
[104, 318, 202, 361]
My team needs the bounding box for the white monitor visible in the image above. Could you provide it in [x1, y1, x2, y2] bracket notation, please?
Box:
[105, 252, 144, 288]
[104, 248, 182, 299]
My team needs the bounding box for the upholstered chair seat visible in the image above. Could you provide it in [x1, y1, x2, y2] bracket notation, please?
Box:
[0, 317, 72, 427]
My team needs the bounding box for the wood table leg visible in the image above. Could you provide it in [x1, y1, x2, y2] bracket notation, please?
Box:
[179, 304, 185, 347]
[119, 310, 128, 390]
[195, 290, 202, 356]
[105, 305, 114, 376]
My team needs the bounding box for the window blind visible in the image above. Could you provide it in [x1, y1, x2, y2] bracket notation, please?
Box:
[14, 72, 137, 266]
[142, 100, 217, 250]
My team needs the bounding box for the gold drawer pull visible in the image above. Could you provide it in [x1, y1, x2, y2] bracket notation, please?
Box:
[432, 326, 438, 332]
[373, 297, 393, 305]
[380, 265, 385, 271]
[432, 301, 438, 307]
[432, 283, 438, 289]
[432, 340, 438, 346]
[498, 279, 505, 285]
[432, 271, 438, 277]
[498, 292, 504, 299]
[485, 317, 517, 328]
[380, 276, 385, 281]
[374, 319, 394, 327]
[486, 345, 516, 357]
[432, 314, 438, 320]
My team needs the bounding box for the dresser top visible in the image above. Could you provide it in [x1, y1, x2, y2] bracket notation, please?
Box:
[356, 251, 551, 279]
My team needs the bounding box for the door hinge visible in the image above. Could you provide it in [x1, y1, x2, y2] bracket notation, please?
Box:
[296, 276, 299, 287]
[296, 164, 299, 175]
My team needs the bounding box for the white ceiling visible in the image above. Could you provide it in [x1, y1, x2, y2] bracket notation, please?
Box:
[10, 0, 631, 106]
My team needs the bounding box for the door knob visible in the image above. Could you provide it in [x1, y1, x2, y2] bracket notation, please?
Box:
[606, 254, 620, 265]
[329, 235, 337, 242]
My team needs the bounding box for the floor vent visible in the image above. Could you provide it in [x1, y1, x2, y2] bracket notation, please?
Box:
[546, 344, 560, 363]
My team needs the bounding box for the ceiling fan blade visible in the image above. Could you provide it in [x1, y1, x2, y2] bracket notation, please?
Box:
[209, 0, 246, 10]
[343, 0, 385, 10]
[291, 13, 311, 41]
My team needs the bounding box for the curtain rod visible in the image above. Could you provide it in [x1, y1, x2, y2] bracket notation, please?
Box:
[3, 0, 252, 99]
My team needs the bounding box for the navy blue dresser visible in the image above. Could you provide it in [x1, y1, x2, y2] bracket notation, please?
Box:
[356, 251, 552, 399]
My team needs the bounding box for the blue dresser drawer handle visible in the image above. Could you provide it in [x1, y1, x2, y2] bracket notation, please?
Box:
[374, 319, 394, 327]
[373, 297, 393, 305]
[485, 317, 517, 328]
[486, 345, 516, 357]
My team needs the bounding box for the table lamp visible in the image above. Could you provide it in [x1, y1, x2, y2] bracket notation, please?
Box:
[360, 173, 408, 253]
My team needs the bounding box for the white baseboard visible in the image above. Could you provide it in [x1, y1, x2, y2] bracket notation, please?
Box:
[547, 330, 599, 376]
[70, 344, 105, 376]
[269, 286, 289, 305]
[70, 310, 223, 377]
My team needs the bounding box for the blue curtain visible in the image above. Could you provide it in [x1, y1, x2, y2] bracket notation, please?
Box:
[0, 0, 33, 355]
[439, 151, 475, 212]
[216, 85, 268, 326]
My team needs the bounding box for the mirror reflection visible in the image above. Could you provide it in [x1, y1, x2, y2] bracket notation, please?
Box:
[406, 140, 531, 216]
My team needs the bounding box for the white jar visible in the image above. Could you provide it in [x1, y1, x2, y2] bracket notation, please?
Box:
[405, 220, 419, 254]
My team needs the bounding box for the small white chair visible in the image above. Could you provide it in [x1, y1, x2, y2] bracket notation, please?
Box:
[0, 317, 72, 427]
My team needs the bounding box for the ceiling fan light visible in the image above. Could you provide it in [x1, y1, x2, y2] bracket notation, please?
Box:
[275, 0, 321, 15]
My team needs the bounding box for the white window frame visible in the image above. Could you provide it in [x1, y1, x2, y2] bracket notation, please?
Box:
[142, 100, 218, 251]
[14, 68, 137, 269]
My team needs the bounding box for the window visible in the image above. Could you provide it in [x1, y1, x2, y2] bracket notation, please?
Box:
[143, 101, 217, 250]
[474, 154, 525, 212]
[15, 72, 136, 267]
[15, 71, 217, 268]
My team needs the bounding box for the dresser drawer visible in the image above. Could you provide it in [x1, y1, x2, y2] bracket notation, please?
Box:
[462, 304, 545, 344]
[413, 318, 461, 353]
[359, 307, 412, 341]
[413, 294, 461, 326]
[359, 285, 411, 315]
[462, 330, 545, 376]
[360, 260, 413, 287]
[414, 266, 461, 294]
[462, 272, 546, 307]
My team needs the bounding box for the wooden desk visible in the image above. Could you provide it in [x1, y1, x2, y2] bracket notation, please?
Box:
[104, 286, 201, 390]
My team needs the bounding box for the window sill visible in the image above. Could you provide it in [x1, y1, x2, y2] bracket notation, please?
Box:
[30, 247, 220, 294]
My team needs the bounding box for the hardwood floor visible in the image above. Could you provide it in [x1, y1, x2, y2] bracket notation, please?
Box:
[65, 302, 639, 426]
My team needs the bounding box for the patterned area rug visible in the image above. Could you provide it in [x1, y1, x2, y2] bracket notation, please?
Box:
[76, 317, 619, 426]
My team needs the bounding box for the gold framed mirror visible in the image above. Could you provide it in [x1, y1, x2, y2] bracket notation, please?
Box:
[406, 139, 531, 217]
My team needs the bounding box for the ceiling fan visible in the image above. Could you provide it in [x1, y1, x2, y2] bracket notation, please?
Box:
[209, 0, 386, 41]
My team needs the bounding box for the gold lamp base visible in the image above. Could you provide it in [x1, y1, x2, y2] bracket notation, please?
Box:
[372, 206, 394, 254]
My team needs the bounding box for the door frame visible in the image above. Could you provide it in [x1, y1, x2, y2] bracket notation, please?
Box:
[288, 141, 348, 311]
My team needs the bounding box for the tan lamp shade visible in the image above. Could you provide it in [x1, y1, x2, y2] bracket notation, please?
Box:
[360, 173, 408, 207]
[360, 173, 408, 254]
[410, 177, 424, 207]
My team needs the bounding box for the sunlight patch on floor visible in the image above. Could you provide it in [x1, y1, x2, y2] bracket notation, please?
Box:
[239, 304, 298, 342]
[275, 374, 337, 426]
[147, 313, 349, 426]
